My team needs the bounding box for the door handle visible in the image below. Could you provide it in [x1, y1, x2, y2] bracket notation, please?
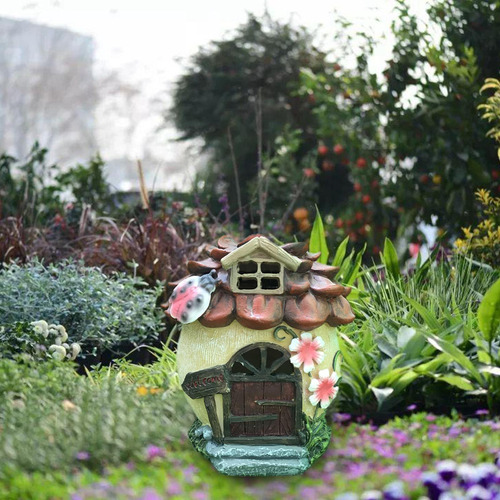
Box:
[254, 399, 295, 406]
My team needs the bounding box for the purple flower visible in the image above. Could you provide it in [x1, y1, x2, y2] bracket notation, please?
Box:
[383, 481, 408, 500]
[182, 464, 198, 484]
[475, 409, 489, 416]
[191, 492, 209, 500]
[299, 486, 321, 500]
[422, 472, 448, 500]
[334, 413, 352, 423]
[140, 488, 162, 500]
[146, 445, 165, 461]
[465, 485, 491, 500]
[437, 460, 457, 483]
[166, 480, 183, 496]
[475, 463, 498, 488]
[425, 414, 437, 422]
[406, 404, 417, 411]
[75, 451, 90, 461]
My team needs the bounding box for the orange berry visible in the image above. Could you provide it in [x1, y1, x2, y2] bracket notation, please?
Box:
[356, 157, 367, 168]
[299, 219, 311, 232]
[293, 207, 309, 220]
[322, 160, 334, 171]
[333, 144, 345, 155]
[317, 144, 328, 156]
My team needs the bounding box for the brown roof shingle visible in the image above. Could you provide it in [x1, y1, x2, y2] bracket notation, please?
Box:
[164, 235, 355, 330]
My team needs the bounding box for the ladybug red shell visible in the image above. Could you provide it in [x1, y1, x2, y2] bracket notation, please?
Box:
[168, 270, 218, 324]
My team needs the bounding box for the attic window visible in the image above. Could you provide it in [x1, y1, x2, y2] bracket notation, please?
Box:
[232, 260, 284, 294]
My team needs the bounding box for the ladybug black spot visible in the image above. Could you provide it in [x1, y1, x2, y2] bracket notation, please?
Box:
[188, 280, 193, 285]
[181, 287, 186, 294]
[181, 312, 188, 322]
[186, 300, 193, 309]
[172, 292, 177, 299]
[196, 295, 203, 303]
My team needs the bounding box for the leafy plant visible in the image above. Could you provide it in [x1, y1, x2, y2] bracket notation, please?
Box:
[337, 244, 499, 417]
[455, 189, 500, 267]
[0, 260, 162, 358]
[478, 77, 500, 161]
[0, 359, 189, 473]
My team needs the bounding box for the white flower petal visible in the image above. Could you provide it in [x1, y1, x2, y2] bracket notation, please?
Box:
[290, 354, 302, 367]
[289, 338, 300, 352]
[331, 387, 339, 400]
[319, 369, 330, 380]
[309, 379, 320, 391]
[313, 336, 325, 349]
[314, 351, 325, 364]
[330, 371, 340, 385]
[309, 393, 320, 406]
[320, 398, 332, 409]
[300, 332, 312, 341]
[303, 360, 315, 373]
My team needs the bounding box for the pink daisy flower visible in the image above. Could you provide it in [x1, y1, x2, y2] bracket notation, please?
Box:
[289, 332, 325, 373]
[308, 369, 340, 408]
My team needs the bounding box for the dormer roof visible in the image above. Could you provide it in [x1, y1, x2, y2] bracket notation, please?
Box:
[220, 236, 302, 271]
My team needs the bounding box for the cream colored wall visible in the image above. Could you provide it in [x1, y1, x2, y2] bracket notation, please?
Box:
[176, 321, 340, 434]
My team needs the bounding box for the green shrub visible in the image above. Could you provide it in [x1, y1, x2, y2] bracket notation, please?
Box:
[0, 260, 162, 358]
[337, 242, 499, 417]
[0, 358, 189, 473]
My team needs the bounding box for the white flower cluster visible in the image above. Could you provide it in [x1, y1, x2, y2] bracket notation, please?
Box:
[30, 320, 81, 361]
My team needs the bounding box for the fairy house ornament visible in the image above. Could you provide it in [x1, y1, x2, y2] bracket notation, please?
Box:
[164, 235, 355, 476]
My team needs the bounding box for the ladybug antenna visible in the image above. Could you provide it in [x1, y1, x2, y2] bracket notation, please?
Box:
[199, 270, 218, 292]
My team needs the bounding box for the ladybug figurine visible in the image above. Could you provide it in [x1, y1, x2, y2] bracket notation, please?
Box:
[168, 269, 218, 324]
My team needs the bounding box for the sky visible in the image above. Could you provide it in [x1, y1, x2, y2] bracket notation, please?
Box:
[0, 0, 429, 190]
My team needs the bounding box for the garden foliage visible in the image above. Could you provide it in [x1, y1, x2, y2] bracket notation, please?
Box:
[0, 260, 162, 358]
[0, 358, 187, 474]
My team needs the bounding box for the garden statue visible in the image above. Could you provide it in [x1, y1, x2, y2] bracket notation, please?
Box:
[164, 234, 355, 476]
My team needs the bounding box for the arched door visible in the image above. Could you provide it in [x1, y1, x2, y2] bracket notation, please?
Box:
[224, 343, 302, 441]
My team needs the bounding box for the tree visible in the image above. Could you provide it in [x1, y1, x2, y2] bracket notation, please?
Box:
[170, 14, 327, 223]
[0, 18, 97, 163]
[292, 0, 500, 253]
[382, 0, 500, 237]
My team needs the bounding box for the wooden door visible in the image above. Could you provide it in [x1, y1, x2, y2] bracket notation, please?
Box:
[226, 344, 299, 438]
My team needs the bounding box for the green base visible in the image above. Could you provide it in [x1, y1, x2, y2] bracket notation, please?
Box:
[206, 442, 310, 476]
[187, 413, 330, 476]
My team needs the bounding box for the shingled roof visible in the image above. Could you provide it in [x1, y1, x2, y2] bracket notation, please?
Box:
[164, 234, 355, 331]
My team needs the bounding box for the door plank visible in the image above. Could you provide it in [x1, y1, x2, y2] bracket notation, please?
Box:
[230, 381, 245, 436]
[280, 382, 295, 436]
[244, 382, 264, 436]
[263, 382, 282, 435]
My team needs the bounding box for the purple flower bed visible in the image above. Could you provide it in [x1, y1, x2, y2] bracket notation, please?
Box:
[66, 414, 500, 500]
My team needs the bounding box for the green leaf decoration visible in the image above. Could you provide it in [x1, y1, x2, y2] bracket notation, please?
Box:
[332, 236, 349, 267]
[478, 277, 500, 342]
[383, 238, 400, 280]
[310, 207, 329, 264]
